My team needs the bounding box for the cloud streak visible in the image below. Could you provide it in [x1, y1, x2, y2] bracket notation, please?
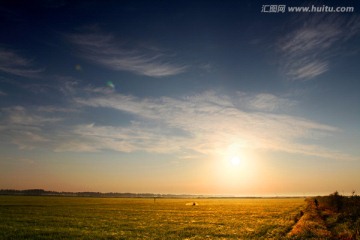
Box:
[278, 15, 360, 80]
[68, 32, 187, 77]
[71, 91, 353, 161]
[238, 92, 296, 112]
[0, 106, 61, 150]
[0, 48, 43, 78]
[0, 88, 354, 161]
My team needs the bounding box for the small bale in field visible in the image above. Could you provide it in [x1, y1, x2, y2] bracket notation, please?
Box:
[185, 202, 198, 206]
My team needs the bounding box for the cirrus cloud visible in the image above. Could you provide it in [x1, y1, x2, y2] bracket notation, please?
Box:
[278, 14, 360, 80]
[0, 47, 43, 78]
[70, 90, 353, 161]
[0, 88, 355, 161]
[68, 31, 187, 77]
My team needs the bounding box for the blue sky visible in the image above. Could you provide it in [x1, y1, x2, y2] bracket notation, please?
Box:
[0, 0, 360, 195]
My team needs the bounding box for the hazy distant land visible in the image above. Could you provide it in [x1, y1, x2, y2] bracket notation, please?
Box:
[0, 189, 305, 198]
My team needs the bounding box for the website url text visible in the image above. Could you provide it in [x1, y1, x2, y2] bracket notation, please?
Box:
[261, 5, 355, 13]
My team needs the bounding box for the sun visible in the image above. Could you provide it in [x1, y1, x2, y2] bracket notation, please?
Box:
[230, 156, 241, 166]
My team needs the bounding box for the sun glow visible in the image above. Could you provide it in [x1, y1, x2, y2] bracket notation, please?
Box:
[208, 143, 261, 194]
[230, 156, 241, 166]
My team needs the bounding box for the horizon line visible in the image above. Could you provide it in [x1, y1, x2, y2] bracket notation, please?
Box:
[0, 188, 342, 198]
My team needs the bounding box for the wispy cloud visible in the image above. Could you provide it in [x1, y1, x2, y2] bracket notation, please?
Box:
[0, 47, 43, 78]
[4, 106, 62, 126]
[71, 90, 353, 161]
[36, 106, 78, 113]
[68, 32, 187, 77]
[0, 106, 62, 150]
[278, 15, 360, 80]
[54, 122, 188, 153]
[237, 92, 296, 112]
[0, 89, 354, 161]
[0, 90, 7, 96]
[11, 131, 49, 150]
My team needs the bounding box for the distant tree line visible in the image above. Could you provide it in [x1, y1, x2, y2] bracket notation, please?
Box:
[0, 189, 201, 198]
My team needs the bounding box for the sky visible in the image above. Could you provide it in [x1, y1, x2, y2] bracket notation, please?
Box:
[0, 0, 360, 196]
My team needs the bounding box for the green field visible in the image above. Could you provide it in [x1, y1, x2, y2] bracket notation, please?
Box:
[0, 196, 305, 239]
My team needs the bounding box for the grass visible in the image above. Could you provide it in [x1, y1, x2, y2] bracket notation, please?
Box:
[287, 193, 360, 239]
[0, 196, 305, 239]
[315, 192, 360, 239]
[287, 198, 332, 239]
